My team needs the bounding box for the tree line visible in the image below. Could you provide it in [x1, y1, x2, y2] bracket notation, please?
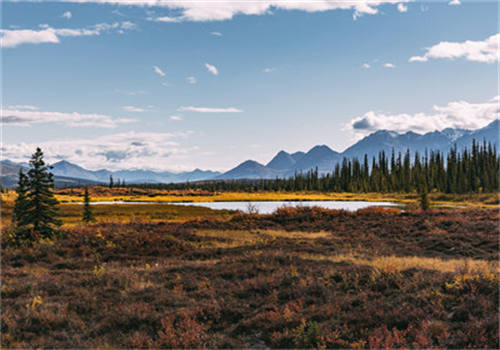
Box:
[135, 141, 499, 194]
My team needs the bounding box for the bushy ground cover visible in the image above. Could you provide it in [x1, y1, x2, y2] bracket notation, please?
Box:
[1, 207, 498, 348]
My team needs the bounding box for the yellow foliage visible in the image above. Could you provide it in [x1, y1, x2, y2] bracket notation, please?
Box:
[26, 295, 43, 310]
[94, 264, 105, 277]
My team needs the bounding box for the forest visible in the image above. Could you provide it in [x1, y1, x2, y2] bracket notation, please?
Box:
[133, 141, 499, 194]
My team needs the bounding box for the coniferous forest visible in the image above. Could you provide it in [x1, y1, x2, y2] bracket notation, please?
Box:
[135, 141, 499, 194]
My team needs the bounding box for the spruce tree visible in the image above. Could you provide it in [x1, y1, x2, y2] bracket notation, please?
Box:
[25, 148, 61, 238]
[109, 175, 114, 189]
[82, 187, 94, 223]
[419, 186, 430, 211]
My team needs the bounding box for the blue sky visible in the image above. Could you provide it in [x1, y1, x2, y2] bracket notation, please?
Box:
[1, 0, 498, 171]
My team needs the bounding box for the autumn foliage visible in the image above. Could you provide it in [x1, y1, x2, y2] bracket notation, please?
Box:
[1, 207, 498, 348]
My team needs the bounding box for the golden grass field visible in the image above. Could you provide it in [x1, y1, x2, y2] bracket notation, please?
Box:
[2, 186, 499, 206]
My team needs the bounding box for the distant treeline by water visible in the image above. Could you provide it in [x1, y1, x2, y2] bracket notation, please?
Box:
[127, 141, 499, 194]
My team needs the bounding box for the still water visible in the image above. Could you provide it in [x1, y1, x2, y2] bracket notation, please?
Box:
[83, 200, 396, 214]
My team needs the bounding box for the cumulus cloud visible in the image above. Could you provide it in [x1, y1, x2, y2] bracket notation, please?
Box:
[362, 63, 371, 69]
[205, 63, 218, 75]
[449, 0, 461, 5]
[2, 131, 195, 171]
[153, 65, 166, 76]
[397, 3, 408, 12]
[210, 31, 222, 36]
[1, 107, 136, 128]
[61, 11, 72, 19]
[409, 33, 500, 63]
[122, 106, 145, 112]
[263, 67, 275, 73]
[177, 106, 242, 113]
[170, 115, 183, 121]
[0, 21, 135, 48]
[345, 96, 500, 139]
[73, 1, 410, 22]
[186, 76, 197, 84]
[384, 62, 396, 68]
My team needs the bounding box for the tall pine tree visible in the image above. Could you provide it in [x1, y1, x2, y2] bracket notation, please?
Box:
[25, 148, 62, 238]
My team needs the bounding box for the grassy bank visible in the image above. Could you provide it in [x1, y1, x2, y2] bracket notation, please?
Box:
[2, 187, 499, 207]
[1, 207, 498, 348]
[0, 202, 236, 227]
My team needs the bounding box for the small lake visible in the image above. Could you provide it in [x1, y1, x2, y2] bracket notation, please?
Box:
[79, 200, 397, 214]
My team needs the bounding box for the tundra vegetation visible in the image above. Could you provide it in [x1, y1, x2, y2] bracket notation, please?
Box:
[0, 147, 498, 348]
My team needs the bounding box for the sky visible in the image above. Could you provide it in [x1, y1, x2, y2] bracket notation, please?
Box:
[1, 0, 499, 172]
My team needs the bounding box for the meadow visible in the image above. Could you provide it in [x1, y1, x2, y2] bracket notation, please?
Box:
[1, 199, 499, 348]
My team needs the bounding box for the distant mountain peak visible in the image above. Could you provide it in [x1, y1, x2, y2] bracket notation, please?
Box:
[266, 150, 296, 170]
[309, 144, 334, 152]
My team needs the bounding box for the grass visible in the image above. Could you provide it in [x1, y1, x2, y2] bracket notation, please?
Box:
[0, 202, 236, 227]
[302, 253, 498, 274]
[2, 187, 499, 207]
[1, 206, 498, 348]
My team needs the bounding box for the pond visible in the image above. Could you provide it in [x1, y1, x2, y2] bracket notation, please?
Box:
[81, 200, 397, 214]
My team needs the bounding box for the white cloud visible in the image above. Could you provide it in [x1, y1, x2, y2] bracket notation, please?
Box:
[362, 63, 371, 69]
[210, 31, 222, 36]
[7, 105, 38, 110]
[178, 106, 242, 113]
[61, 11, 72, 19]
[0, 22, 135, 48]
[122, 106, 145, 113]
[205, 63, 218, 75]
[384, 62, 396, 68]
[120, 21, 136, 29]
[2, 131, 196, 171]
[345, 96, 500, 139]
[153, 65, 166, 76]
[448, 0, 461, 5]
[409, 33, 500, 63]
[149, 16, 181, 23]
[74, 1, 410, 22]
[1, 28, 60, 47]
[397, 3, 408, 12]
[263, 67, 275, 73]
[170, 115, 183, 121]
[1, 107, 136, 128]
[186, 76, 197, 84]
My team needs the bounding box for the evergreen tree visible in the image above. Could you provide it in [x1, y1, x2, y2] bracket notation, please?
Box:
[25, 148, 62, 238]
[82, 187, 94, 223]
[109, 175, 114, 189]
[419, 186, 430, 211]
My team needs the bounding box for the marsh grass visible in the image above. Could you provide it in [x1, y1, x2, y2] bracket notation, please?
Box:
[2, 187, 498, 207]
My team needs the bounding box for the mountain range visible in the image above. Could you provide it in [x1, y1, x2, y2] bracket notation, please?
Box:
[1, 120, 498, 187]
[217, 119, 499, 180]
